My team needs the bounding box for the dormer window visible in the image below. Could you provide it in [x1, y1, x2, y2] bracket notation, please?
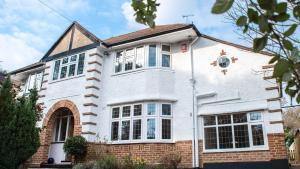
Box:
[52, 53, 85, 81]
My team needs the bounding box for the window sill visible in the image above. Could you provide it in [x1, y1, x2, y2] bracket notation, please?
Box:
[112, 67, 175, 77]
[49, 74, 85, 84]
[203, 146, 269, 153]
[109, 139, 174, 145]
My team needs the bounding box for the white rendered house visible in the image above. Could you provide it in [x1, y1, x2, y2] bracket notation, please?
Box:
[10, 22, 287, 169]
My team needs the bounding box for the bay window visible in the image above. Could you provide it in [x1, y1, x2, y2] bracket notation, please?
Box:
[111, 102, 172, 142]
[52, 53, 85, 81]
[114, 44, 171, 73]
[203, 112, 266, 151]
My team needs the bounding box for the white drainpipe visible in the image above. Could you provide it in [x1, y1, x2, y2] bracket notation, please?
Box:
[190, 36, 199, 168]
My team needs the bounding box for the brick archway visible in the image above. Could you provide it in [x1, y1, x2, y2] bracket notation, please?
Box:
[31, 100, 81, 165]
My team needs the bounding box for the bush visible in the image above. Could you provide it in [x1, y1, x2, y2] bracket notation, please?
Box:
[64, 136, 87, 163]
[160, 152, 182, 169]
[93, 155, 120, 169]
[73, 162, 94, 169]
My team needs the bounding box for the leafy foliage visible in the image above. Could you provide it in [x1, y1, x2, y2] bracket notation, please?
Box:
[131, 0, 159, 28]
[160, 152, 182, 169]
[0, 76, 41, 169]
[64, 136, 88, 164]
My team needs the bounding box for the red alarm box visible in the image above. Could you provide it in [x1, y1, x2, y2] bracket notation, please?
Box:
[181, 43, 187, 52]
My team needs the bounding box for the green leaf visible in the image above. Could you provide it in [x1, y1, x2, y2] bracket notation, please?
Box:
[258, 0, 276, 10]
[269, 55, 280, 64]
[253, 36, 268, 52]
[247, 8, 258, 23]
[258, 15, 269, 32]
[282, 72, 292, 82]
[243, 25, 249, 33]
[283, 24, 297, 37]
[273, 59, 290, 78]
[211, 0, 234, 14]
[276, 2, 287, 14]
[294, 6, 300, 20]
[273, 13, 290, 22]
[236, 16, 247, 27]
[283, 39, 294, 51]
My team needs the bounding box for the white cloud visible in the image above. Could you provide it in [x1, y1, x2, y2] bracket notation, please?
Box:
[0, 34, 42, 71]
[121, 0, 242, 44]
[121, 2, 146, 29]
[0, 0, 91, 71]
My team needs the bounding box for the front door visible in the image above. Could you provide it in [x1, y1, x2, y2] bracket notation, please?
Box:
[48, 109, 74, 164]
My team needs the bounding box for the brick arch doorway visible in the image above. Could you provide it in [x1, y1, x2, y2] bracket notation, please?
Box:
[41, 100, 81, 164]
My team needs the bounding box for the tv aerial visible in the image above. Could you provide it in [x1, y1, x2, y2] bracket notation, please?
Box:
[182, 14, 194, 24]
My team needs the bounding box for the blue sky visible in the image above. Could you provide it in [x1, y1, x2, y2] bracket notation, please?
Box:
[0, 0, 244, 71]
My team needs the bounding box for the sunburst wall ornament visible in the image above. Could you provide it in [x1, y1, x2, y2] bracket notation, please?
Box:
[210, 49, 238, 75]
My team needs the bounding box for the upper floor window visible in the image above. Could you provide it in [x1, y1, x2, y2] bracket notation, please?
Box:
[203, 112, 266, 152]
[114, 44, 171, 73]
[24, 72, 43, 93]
[52, 53, 85, 81]
[161, 44, 171, 68]
[111, 102, 172, 142]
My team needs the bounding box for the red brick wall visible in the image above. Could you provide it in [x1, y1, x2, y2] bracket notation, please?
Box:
[199, 133, 287, 167]
[86, 141, 193, 168]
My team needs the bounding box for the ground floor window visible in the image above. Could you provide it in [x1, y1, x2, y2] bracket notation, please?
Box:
[111, 102, 172, 142]
[203, 112, 266, 151]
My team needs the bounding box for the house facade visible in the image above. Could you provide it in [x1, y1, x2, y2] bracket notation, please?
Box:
[10, 22, 287, 169]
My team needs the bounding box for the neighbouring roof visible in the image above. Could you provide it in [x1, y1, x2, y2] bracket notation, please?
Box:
[9, 62, 45, 75]
[103, 24, 200, 47]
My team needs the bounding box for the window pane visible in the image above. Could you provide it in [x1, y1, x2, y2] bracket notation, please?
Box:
[234, 125, 250, 148]
[136, 47, 144, 69]
[59, 117, 68, 141]
[147, 119, 156, 139]
[112, 107, 120, 118]
[70, 55, 77, 62]
[147, 103, 156, 115]
[77, 53, 85, 75]
[148, 45, 156, 67]
[162, 104, 171, 115]
[218, 115, 231, 124]
[133, 119, 142, 140]
[204, 127, 217, 149]
[252, 124, 264, 146]
[68, 117, 74, 137]
[218, 126, 233, 149]
[121, 121, 130, 140]
[122, 106, 131, 117]
[162, 45, 171, 52]
[115, 51, 123, 73]
[62, 57, 68, 64]
[54, 118, 60, 141]
[111, 122, 119, 141]
[53, 60, 61, 80]
[162, 119, 171, 139]
[134, 104, 142, 116]
[250, 112, 262, 121]
[204, 116, 216, 126]
[233, 113, 247, 123]
[162, 54, 170, 67]
[68, 64, 76, 77]
[125, 49, 134, 71]
[60, 66, 67, 79]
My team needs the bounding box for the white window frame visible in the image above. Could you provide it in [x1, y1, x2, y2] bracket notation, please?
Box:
[109, 102, 173, 144]
[161, 44, 172, 68]
[52, 112, 73, 143]
[202, 112, 268, 153]
[113, 43, 172, 75]
[51, 52, 85, 81]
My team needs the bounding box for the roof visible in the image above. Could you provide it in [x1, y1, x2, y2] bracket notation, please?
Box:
[41, 21, 102, 61]
[103, 24, 200, 46]
[9, 62, 45, 74]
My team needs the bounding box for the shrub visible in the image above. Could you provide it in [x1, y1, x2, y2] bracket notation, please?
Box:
[64, 136, 88, 163]
[73, 162, 94, 169]
[160, 152, 182, 169]
[93, 155, 120, 169]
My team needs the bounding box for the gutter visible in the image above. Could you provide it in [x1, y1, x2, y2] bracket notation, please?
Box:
[190, 36, 199, 168]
